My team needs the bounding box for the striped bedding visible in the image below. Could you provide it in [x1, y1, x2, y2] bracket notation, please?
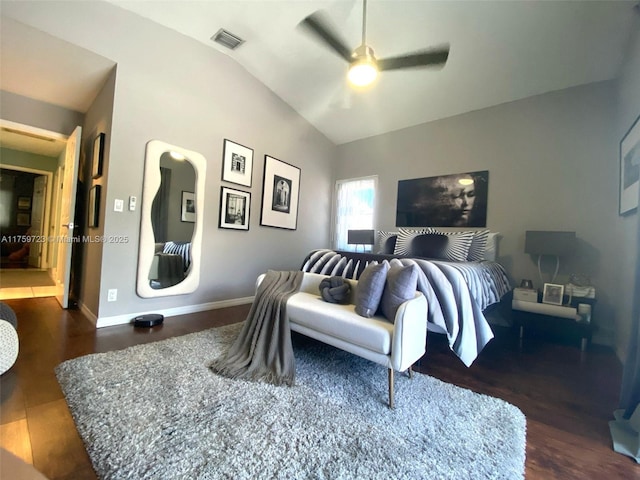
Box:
[300, 249, 512, 366]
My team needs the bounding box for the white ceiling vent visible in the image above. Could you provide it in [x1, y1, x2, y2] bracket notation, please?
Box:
[211, 28, 244, 50]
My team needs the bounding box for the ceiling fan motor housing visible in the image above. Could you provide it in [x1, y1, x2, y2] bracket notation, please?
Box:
[352, 44, 377, 64]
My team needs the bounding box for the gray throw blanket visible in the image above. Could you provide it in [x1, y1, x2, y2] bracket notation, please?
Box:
[209, 270, 303, 386]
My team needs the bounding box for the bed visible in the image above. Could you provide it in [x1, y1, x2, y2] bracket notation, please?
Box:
[300, 230, 511, 366]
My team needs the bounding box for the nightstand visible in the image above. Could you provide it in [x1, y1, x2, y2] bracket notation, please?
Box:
[512, 292, 596, 351]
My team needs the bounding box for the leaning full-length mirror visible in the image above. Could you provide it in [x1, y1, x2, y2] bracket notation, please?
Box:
[137, 140, 206, 298]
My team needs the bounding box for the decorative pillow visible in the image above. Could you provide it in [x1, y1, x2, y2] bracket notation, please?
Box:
[380, 264, 419, 322]
[374, 231, 398, 255]
[423, 231, 475, 262]
[393, 228, 435, 256]
[466, 229, 490, 261]
[319, 276, 351, 304]
[354, 261, 390, 318]
[409, 233, 450, 259]
[483, 232, 500, 261]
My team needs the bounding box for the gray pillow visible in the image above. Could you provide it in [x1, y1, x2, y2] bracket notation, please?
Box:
[354, 261, 390, 318]
[380, 264, 419, 322]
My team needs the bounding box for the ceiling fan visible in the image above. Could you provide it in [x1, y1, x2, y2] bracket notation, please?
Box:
[299, 0, 449, 88]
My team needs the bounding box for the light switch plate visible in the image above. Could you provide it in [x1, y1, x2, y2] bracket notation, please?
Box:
[114, 199, 124, 212]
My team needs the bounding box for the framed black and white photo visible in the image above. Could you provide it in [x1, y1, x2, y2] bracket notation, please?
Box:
[542, 283, 564, 306]
[620, 114, 640, 215]
[88, 185, 101, 228]
[17, 196, 31, 210]
[181, 191, 196, 223]
[92, 132, 105, 179]
[396, 170, 489, 227]
[16, 212, 30, 226]
[221, 139, 253, 187]
[219, 187, 251, 231]
[260, 155, 300, 230]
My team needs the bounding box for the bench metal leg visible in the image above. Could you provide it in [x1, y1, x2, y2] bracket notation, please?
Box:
[388, 368, 395, 409]
[408, 366, 414, 379]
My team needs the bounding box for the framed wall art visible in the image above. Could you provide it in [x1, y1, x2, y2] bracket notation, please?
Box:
[219, 187, 251, 231]
[92, 132, 105, 179]
[260, 155, 300, 230]
[17, 196, 31, 210]
[16, 212, 30, 226]
[221, 139, 253, 187]
[620, 114, 640, 215]
[396, 170, 489, 228]
[181, 191, 196, 223]
[542, 283, 564, 306]
[88, 185, 101, 228]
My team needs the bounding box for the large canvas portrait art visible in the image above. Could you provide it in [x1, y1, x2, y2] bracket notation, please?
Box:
[396, 170, 489, 228]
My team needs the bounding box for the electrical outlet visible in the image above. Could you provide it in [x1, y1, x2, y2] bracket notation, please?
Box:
[107, 289, 118, 302]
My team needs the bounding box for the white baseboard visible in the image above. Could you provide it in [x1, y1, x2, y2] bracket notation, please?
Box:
[77, 300, 97, 326]
[95, 296, 254, 328]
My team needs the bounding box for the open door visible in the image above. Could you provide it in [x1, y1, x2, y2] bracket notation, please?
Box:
[55, 126, 82, 308]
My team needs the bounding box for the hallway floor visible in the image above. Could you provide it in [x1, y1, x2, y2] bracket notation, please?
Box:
[0, 270, 58, 300]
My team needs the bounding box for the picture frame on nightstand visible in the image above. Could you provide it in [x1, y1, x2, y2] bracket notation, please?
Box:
[542, 283, 564, 306]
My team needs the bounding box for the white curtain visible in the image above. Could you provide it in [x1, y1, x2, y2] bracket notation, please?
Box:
[333, 176, 377, 251]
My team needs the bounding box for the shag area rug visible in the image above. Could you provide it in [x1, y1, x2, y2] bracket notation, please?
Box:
[56, 323, 526, 479]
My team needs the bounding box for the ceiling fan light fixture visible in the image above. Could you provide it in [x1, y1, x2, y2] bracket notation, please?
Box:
[348, 45, 378, 87]
[348, 61, 378, 87]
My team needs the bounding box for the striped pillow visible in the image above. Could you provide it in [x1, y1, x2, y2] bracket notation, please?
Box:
[430, 229, 490, 261]
[423, 232, 475, 261]
[466, 229, 490, 261]
[393, 228, 435, 256]
[163, 241, 191, 271]
[374, 231, 398, 254]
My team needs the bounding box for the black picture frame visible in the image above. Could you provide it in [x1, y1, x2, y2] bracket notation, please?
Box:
[396, 170, 489, 228]
[260, 155, 300, 230]
[17, 196, 31, 210]
[619, 114, 640, 215]
[181, 191, 196, 223]
[92, 132, 105, 179]
[221, 139, 254, 187]
[219, 187, 251, 231]
[16, 212, 30, 226]
[88, 185, 101, 228]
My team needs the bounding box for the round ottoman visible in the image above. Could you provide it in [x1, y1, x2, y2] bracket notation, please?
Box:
[0, 302, 19, 375]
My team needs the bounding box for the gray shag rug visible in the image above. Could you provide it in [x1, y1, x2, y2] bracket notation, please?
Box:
[56, 323, 526, 479]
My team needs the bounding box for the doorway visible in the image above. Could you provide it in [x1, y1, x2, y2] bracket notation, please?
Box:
[0, 120, 80, 305]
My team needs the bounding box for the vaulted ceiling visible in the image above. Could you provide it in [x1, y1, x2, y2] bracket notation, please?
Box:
[1, 0, 638, 148]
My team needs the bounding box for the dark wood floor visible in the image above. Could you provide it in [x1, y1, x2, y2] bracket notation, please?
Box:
[1, 296, 639, 479]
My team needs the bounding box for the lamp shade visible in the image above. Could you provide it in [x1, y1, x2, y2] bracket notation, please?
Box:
[347, 229, 375, 245]
[524, 231, 576, 256]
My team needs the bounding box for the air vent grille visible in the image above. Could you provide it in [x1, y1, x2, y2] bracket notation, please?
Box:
[211, 28, 244, 50]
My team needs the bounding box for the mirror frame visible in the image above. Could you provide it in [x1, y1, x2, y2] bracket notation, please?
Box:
[136, 140, 206, 298]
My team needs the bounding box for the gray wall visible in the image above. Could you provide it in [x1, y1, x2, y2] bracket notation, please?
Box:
[335, 81, 620, 348]
[0, 90, 84, 135]
[2, 1, 335, 319]
[0, 147, 57, 172]
[79, 67, 117, 315]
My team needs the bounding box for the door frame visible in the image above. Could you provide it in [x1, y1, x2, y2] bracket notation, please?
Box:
[0, 119, 80, 306]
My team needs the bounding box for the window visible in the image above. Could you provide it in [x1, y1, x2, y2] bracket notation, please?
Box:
[333, 176, 377, 251]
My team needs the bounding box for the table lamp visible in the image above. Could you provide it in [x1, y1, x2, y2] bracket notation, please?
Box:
[347, 229, 375, 252]
[524, 230, 576, 287]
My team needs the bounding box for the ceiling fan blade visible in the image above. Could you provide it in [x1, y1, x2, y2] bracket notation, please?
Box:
[299, 11, 353, 63]
[378, 46, 450, 71]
